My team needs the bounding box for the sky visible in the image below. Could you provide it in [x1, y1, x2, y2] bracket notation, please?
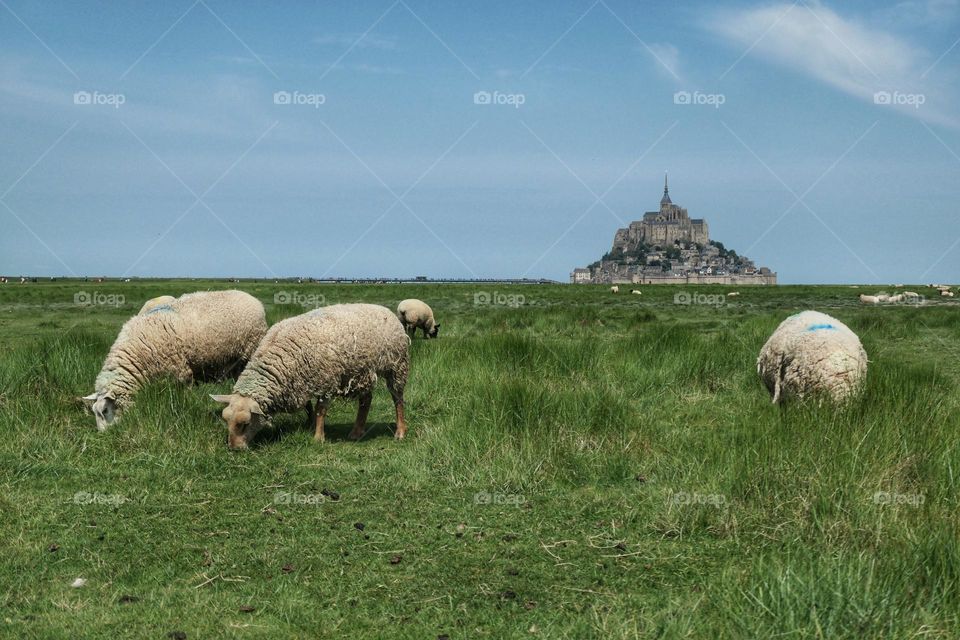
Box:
[1, 0, 958, 284]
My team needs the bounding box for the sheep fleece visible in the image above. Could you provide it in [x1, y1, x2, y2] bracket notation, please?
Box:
[96, 290, 267, 405]
[233, 303, 410, 413]
[756, 310, 867, 404]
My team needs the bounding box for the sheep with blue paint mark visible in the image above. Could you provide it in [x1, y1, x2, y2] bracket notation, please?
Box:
[138, 295, 176, 314]
[757, 310, 867, 404]
[82, 290, 267, 430]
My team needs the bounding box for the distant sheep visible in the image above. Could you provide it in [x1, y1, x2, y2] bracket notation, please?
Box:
[859, 294, 881, 304]
[903, 291, 920, 300]
[757, 310, 867, 405]
[886, 294, 904, 303]
[943, 290, 955, 297]
[138, 295, 176, 315]
[610, 286, 619, 294]
[82, 290, 267, 430]
[212, 304, 410, 450]
[396, 298, 439, 339]
[727, 292, 740, 297]
[630, 289, 642, 295]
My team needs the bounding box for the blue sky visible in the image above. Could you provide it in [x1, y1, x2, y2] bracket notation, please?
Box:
[1, 0, 958, 283]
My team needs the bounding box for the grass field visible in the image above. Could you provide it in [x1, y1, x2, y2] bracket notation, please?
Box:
[1, 281, 958, 638]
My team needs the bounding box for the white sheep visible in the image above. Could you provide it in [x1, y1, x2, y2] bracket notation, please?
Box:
[82, 290, 267, 430]
[211, 303, 410, 450]
[757, 310, 867, 405]
[610, 285, 619, 294]
[396, 298, 439, 339]
[859, 294, 881, 304]
[138, 295, 176, 315]
[943, 290, 955, 297]
[727, 292, 740, 297]
[886, 294, 904, 303]
[630, 289, 642, 295]
[903, 291, 921, 300]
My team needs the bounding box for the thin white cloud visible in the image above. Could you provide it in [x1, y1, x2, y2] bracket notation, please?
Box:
[709, 1, 959, 128]
[874, 0, 958, 28]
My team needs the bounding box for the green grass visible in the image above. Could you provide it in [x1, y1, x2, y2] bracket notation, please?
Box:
[1, 281, 958, 638]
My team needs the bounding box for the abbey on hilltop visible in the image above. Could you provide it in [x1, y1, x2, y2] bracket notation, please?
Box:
[571, 175, 776, 285]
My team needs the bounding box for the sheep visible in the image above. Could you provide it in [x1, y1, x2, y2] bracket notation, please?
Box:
[396, 298, 439, 339]
[886, 294, 904, 304]
[757, 310, 867, 405]
[859, 294, 881, 304]
[727, 291, 740, 297]
[876, 294, 890, 302]
[138, 295, 176, 315]
[630, 289, 642, 295]
[82, 290, 267, 430]
[610, 286, 619, 294]
[903, 291, 920, 299]
[211, 303, 409, 450]
[943, 290, 955, 297]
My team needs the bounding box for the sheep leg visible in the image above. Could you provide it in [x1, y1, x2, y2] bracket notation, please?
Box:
[385, 372, 407, 440]
[349, 393, 373, 440]
[303, 400, 315, 430]
[314, 401, 328, 443]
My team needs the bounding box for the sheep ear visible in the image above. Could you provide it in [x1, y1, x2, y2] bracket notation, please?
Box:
[79, 393, 98, 406]
[210, 394, 234, 404]
[249, 401, 265, 416]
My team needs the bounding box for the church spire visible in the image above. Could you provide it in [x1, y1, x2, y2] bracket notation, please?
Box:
[660, 171, 672, 205]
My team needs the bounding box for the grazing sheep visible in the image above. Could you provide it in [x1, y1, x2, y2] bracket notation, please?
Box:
[610, 285, 619, 294]
[82, 290, 267, 430]
[903, 291, 920, 300]
[886, 294, 904, 304]
[876, 294, 890, 302]
[859, 294, 881, 304]
[396, 298, 439, 339]
[943, 290, 955, 297]
[757, 310, 867, 405]
[727, 292, 740, 297]
[630, 289, 642, 295]
[138, 295, 176, 315]
[211, 303, 410, 450]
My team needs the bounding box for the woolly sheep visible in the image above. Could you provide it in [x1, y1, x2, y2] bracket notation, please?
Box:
[396, 298, 439, 339]
[630, 289, 642, 295]
[903, 291, 920, 299]
[211, 303, 410, 450]
[138, 295, 176, 315]
[82, 290, 267, 430]
[859, 294, 880, 304]
[727, 291, 740, 297]
[610, 285, 619, 293]
[886, 294, 904, 303]
[757, 310, 867, 405]
[943, 290, 955, 297]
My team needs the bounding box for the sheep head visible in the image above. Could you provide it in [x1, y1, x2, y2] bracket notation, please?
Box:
[81, 392, 119, 431]
[210, 394, 267, 450]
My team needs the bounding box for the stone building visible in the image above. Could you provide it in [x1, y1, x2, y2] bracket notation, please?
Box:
[571, 174, 776, 285]
[612, 175, 708, 251]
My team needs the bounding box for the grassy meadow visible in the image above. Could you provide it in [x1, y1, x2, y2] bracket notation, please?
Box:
[1, 280, 958, 638]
